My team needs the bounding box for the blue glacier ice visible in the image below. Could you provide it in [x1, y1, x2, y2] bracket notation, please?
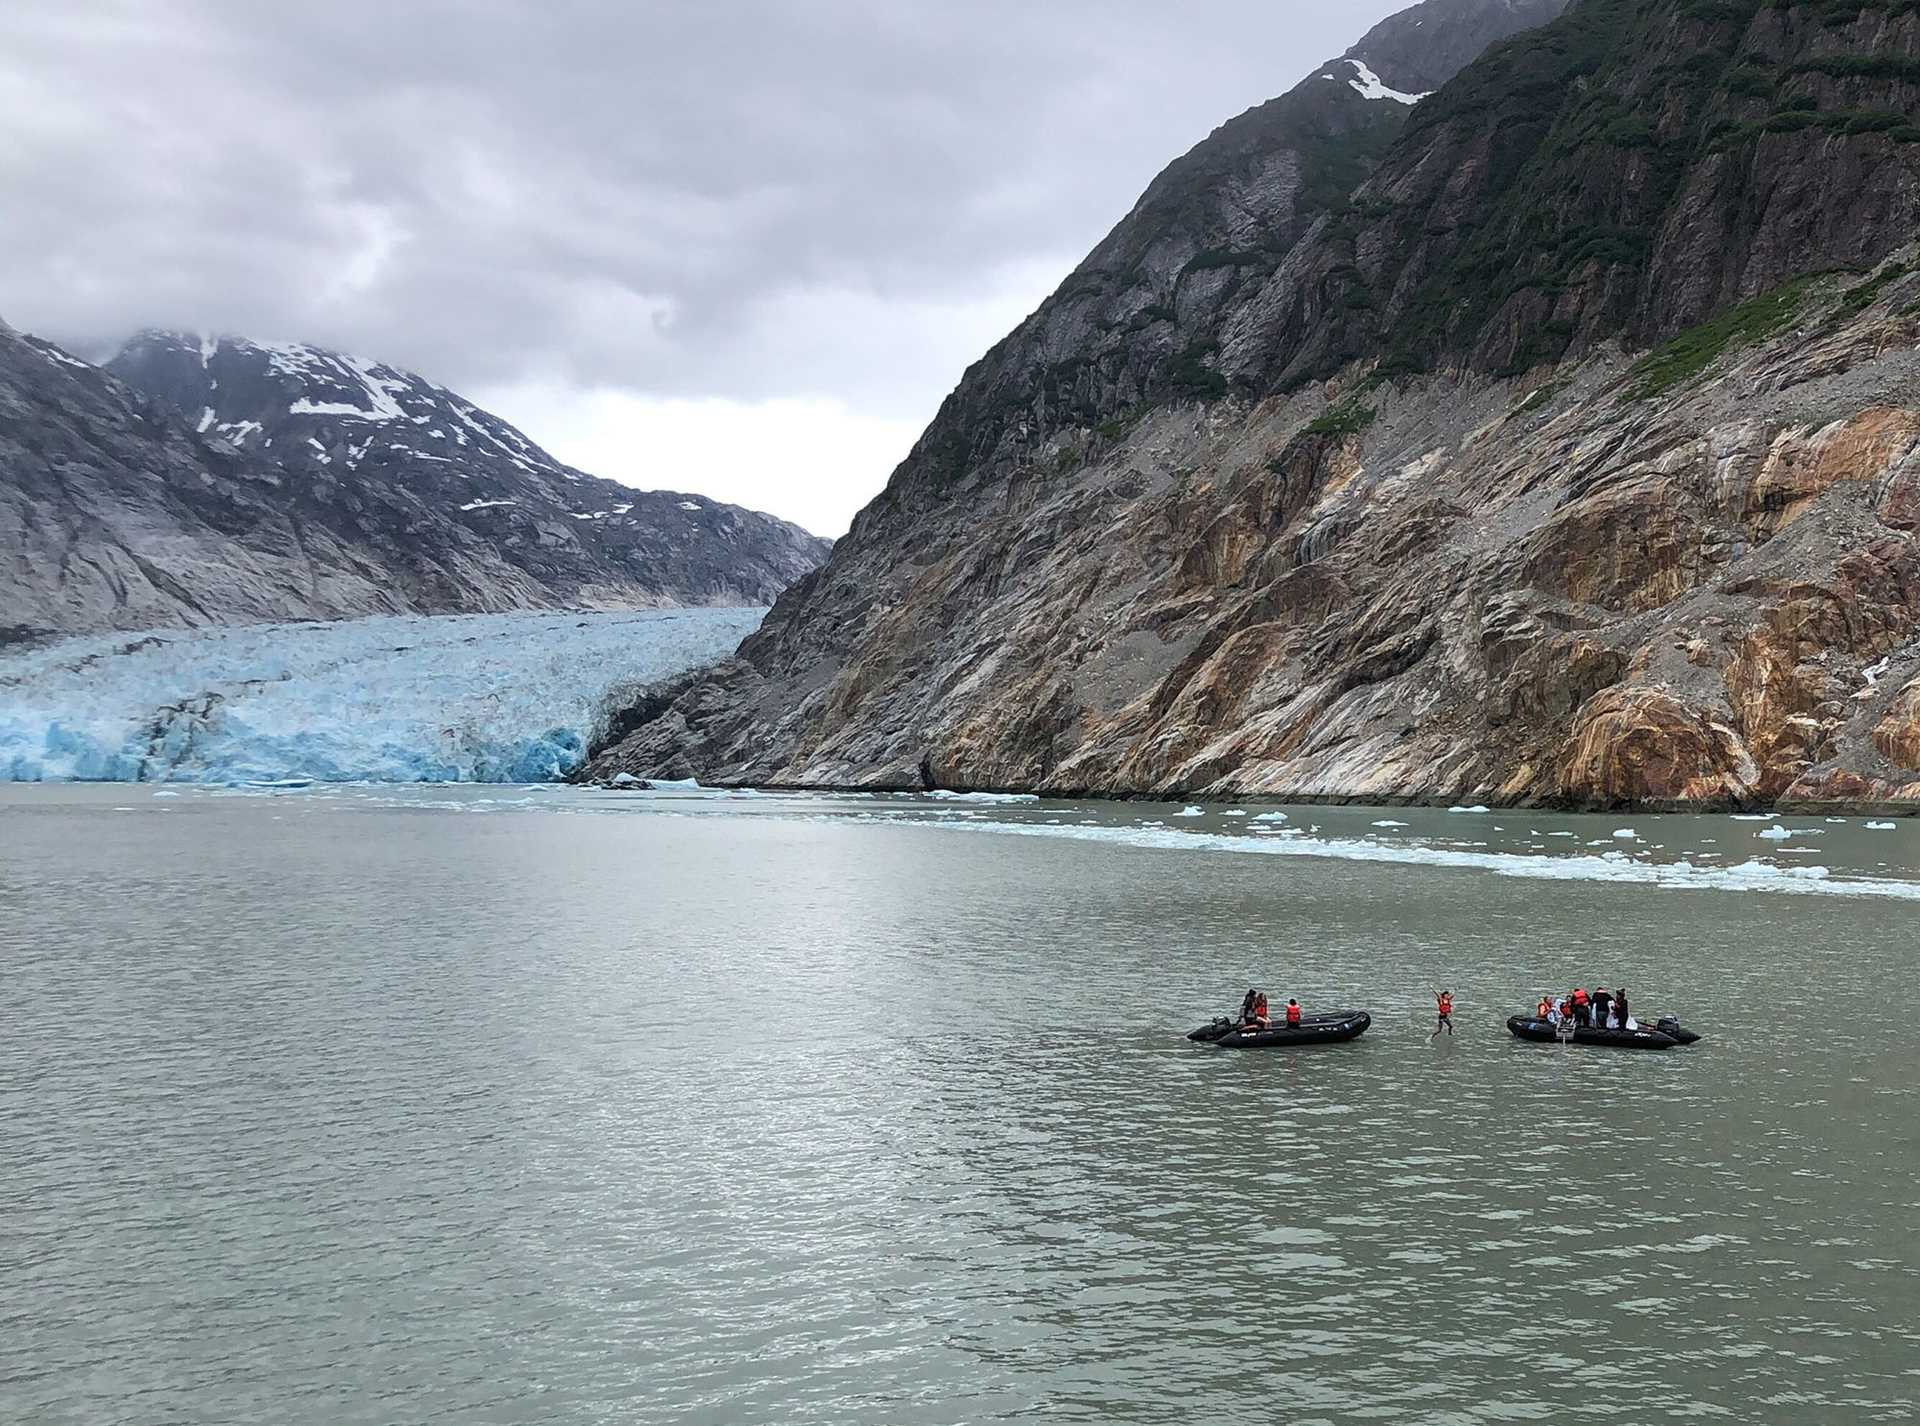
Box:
[0, 608, 762, 784]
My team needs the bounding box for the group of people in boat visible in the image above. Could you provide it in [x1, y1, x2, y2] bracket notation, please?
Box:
[1237, 989, 1453, 1034]
[1538, 985, 1634, 1031]
[1229, 986, 1645, 1035]
[1237, 989, 1305, 1029]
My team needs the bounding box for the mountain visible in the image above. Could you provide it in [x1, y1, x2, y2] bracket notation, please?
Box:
[0, 328, 830, 644]
[584, 0, 1920, 813]
[859, 0, 1570, 512]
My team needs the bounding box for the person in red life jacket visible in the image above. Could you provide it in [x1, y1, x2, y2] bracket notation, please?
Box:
[1572, 986, 1592, 1026]
[1430, 989, 1455, 1039]
[1242, 991, 1269, 1028]
[1537, 994, 1554, 1021]
[1285, 998, 1303, 1028]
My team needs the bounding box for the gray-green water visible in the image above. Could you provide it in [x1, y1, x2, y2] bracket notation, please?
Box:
[4, 784, 1918, 1423]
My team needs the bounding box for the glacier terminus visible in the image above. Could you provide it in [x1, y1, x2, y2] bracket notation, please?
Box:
[0, 608, 761, 785]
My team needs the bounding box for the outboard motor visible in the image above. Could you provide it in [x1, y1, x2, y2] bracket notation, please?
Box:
[1654, 1015, 1702, 1045]
[1187, 1017, 1237, 1043]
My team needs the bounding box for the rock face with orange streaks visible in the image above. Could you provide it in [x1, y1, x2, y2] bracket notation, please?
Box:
[583, 1, 1920, 812]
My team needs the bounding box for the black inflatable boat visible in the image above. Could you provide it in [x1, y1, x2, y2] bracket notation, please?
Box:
[1189, 1010, 1372, 1049]
[1506, 1015, 1701, 1050]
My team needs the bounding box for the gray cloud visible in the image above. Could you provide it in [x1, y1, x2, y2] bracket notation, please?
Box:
[1, 0, 1398, 409]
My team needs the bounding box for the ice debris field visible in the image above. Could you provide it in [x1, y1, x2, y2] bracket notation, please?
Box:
[0, 608, 762, 784]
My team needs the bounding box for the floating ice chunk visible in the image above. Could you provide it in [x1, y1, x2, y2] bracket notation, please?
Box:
[1223, 809, 1247, 817]
[1449, 805, 1491, 814]
[1756, 826, 1793, 840]
[1613, 828, 1639, 840]
[926, 790, 1039, 803]
[1867, 821, 1898, 831]
[1252, 811, 1289, 823]
[1174, 806, 1205, 818]
[1373, 819, 1409, 828]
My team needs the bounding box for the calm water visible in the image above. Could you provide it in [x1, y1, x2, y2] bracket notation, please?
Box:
[3, 785, 1917, 1424]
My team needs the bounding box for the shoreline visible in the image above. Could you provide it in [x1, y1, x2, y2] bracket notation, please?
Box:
[573, 773, 1920, 818]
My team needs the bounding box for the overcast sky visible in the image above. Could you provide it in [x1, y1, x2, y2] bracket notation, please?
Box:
[0, 1, 1401, 535]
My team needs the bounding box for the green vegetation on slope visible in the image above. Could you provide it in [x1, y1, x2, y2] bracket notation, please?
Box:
[1304, 397, 1378, 437]
[1624, 276, 1819, 399]
[1831, 259, 1915, 322]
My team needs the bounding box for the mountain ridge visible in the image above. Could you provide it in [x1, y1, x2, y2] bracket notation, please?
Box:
[0, 327, 830, 642]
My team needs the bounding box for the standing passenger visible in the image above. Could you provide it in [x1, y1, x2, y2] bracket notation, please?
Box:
[1592, 987, 1613, 1029]
[1431, 990, 1455, 1039]
[1572, 986, 1591, 1026]
[1614, 987, 1630, 1030]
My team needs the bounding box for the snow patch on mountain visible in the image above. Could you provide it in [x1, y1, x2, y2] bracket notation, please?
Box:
[0, 608, 762, 785]
[28, 338, 94, 373]
[1345, 58, 1429, 104]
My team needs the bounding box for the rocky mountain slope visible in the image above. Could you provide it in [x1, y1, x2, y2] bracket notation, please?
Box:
[585, 0, 1920, 812]
[0, 329, 829, 643]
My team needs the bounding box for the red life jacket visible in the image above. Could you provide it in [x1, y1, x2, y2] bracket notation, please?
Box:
[1573, 988, 1590, 1008]
[1254, 994, 1269, 1023]
[1286, 1002, 1302, 1027]
[1438, 994, 1454, 1016]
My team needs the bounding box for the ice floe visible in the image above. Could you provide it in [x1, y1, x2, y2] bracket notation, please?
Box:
[841, 815, 1920, 902]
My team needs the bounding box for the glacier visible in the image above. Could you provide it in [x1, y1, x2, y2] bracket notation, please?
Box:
[0, 608, 762, 784]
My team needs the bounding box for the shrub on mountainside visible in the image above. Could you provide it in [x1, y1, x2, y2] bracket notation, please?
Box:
[1304, 397, 1378, 438]
[1625, 276, 1820, 399]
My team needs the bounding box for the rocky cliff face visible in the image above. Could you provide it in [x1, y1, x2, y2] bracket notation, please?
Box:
[876, 0, 1569, 514]
[586, 0, 1920, 812]
[0, 329, 830, 642]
